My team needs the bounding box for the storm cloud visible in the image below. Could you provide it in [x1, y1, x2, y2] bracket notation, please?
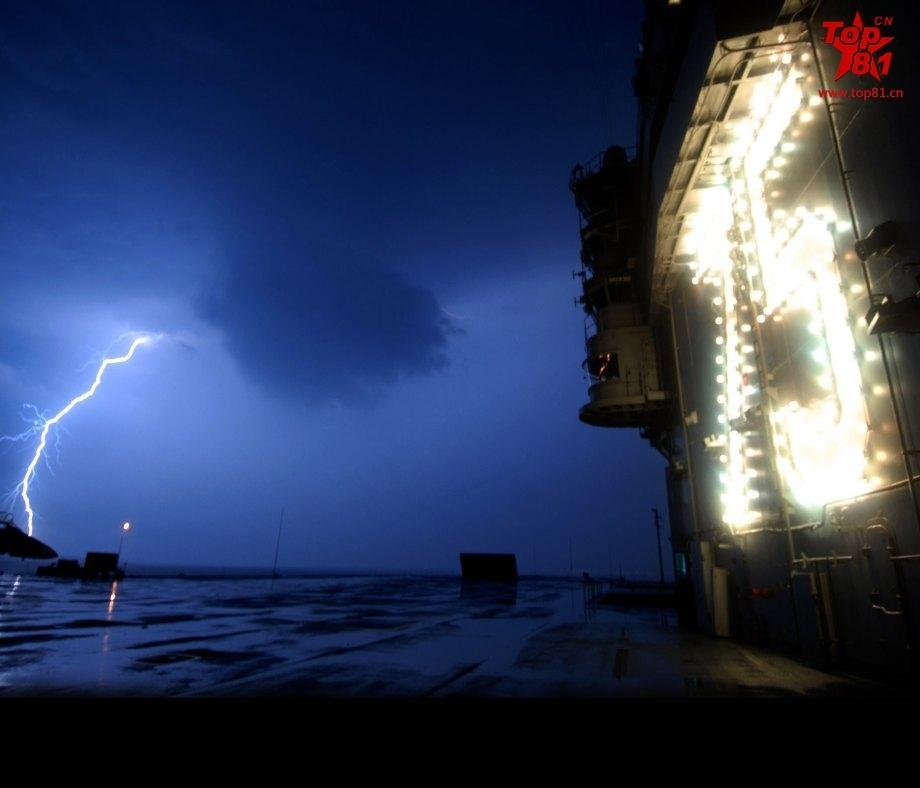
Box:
[198, 233, 454, 404]
[0, 1, 670, 577]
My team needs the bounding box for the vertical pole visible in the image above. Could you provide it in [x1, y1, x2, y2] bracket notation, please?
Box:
[272, 508, 285, 579]
[653, 507, 665, 592]
[654, 507, 667, 624]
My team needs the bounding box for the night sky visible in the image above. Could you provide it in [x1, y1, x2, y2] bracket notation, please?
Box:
[0, 0, 668, 575]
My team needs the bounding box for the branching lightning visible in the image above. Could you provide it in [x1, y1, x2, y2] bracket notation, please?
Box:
[0, 405, 44, 445]
[11, 335, 155, 537]
[0, 405, 66, 474]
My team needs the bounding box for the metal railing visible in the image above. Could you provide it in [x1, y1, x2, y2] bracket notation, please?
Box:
[569, 146, 637, 190]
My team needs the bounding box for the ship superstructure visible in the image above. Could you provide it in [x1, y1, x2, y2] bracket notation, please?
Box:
[572, 0, 920, 678]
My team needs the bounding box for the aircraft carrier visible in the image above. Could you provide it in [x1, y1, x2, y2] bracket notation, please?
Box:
[570, 0, 920, 681]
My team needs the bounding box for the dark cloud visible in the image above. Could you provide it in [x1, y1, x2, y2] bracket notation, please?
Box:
[197, 231, 454, 404]
[0, 0, 668, 576]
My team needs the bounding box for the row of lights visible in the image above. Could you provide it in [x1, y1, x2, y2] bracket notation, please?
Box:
[683, 45, 878, 526]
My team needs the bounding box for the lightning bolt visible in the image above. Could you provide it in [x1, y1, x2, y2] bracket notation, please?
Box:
[0, 406, 65, 473]
[16, 335, 154, 537]
[0, 405, 45, 446]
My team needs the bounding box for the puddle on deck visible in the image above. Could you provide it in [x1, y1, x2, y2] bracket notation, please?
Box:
[0, 573, 892, 697]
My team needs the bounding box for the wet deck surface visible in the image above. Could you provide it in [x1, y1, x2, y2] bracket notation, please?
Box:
[0, 573, 895, 697]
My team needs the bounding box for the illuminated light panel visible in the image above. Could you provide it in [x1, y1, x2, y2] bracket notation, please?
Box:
[676, 53, 873, 524]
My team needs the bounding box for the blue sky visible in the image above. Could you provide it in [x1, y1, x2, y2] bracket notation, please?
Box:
[0, 0, 668, 575]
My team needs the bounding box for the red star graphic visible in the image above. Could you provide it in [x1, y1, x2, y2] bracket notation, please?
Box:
[832, 11, 894, 81]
